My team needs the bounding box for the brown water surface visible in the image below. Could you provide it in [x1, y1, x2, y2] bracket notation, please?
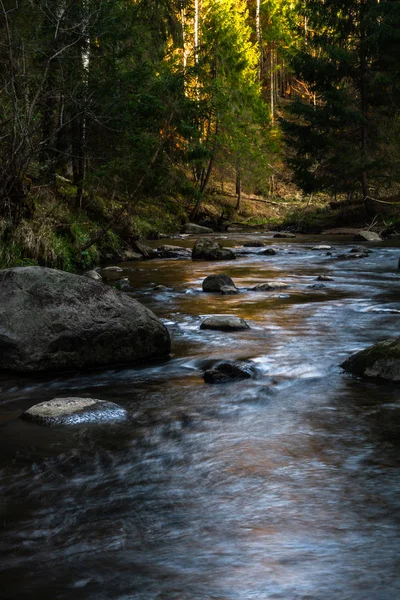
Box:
[0, 233, 400, 599]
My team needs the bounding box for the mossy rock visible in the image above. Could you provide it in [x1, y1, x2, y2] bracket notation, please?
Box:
[341, 337, 400, 382]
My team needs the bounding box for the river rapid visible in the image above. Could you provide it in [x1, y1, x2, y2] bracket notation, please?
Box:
[1, 233, 400, 600]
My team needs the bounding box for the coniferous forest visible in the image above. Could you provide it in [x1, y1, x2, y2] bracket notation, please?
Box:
[1, 0, 400, 269]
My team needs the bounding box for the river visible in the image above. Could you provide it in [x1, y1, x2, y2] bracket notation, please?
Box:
[1, 233, 400, 599]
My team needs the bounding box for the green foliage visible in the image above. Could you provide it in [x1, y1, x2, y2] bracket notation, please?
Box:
[282, 0, 400, 198]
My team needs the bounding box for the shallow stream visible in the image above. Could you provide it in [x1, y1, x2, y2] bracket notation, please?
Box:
[1, 233, 400, 599]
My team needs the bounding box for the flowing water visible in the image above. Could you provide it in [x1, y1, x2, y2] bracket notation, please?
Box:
[1, 233, 400, 599]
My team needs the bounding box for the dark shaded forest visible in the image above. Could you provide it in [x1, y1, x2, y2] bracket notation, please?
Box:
[1, 0, 399, 269]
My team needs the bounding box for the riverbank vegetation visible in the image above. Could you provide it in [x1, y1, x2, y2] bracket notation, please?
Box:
[1, 0, 399, 269]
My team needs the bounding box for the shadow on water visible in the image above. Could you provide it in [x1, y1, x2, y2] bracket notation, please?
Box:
[1, 234, 400, 599]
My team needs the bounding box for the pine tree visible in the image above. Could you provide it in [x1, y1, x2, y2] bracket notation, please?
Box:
[282, 0, 400, 204]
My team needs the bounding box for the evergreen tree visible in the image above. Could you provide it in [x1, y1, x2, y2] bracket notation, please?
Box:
[282, 0, 400, 204]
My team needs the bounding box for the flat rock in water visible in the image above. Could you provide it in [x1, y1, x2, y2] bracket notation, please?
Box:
[341, 337, 400, 382]
[353, 230, 382, 242]
[192, 238, 236, 261]
[183, 223, 214, 234]
[273, 232, 296, 238]
[252, 282, 289, 291]
[260, 248, 277, 255]
[102, 266, 123, 272]
[317, 275, 334, 281]
[203, 362, 253, 384]
[156, 245, 191, 258]
[308, 283, 326, 289]
[21, 397, 127, 426]
[200, 316, 250, 331]
[0, 267, 171, 372]
[202, 274, 236, 292]
[312, 245, 332, 250]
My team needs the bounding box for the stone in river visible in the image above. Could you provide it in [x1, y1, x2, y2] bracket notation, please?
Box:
[200, 316, 250, 331]
[273, 232, 296, 238]
[192, 238, 236, 261]
[21, 397, 127, 426]
[312, 245, 331, 250]
[350, 246, 372, 254]
[252, 282, 289, 291]
[341, 337, 400, 382]
[260, 248, 277, 255]
[156, 245, 192, 259]
[220, 285, 238, 295]
[183, 223, 214, 234]
[317, 275, 334, 281]
[203, 362, 253, 384]
[202, 274, 236, 292]
[243, 241, 266, 248]
[102, 266, 123, 272]
[353, 230, 382, 242]
[0, 266, 171, 372]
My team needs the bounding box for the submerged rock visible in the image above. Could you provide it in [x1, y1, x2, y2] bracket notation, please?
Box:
[192, 238, 236, 261]
[0, 266, 171, 372]
[202, 274, 236, 292]
[337, 252, 369, 260]
[317, 275, 334, 281]
[273, 232, 296, 238]
[203, 362, 253, 384]
[341, 337, 400, 382]
[243, 241, 265, 248]
[351, 246, 372, 254]
[220, 285, 238, 295]
[308, 283, 326, 289]
[200, 316, 250, 331]
[353, 230, 382, 242]
[252, 282, 289, 291]
[183, 223, 214, 234]
[21, 397, 127, 426]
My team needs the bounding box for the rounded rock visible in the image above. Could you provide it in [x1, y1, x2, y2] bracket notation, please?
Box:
[21, 397, 127, 426]
[200, 316, 250, 331]
[202, 274, 236, 292]
[0, 266, 171, 372]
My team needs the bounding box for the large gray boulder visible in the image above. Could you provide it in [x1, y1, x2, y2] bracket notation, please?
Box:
[21, 397, 127, 426]
[341, 337, 400, 382]
[183, 223, 214, 234]
[0, 267, 171, 372]
[202, 274, 236, 292]
[192, 238, 236, 261]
